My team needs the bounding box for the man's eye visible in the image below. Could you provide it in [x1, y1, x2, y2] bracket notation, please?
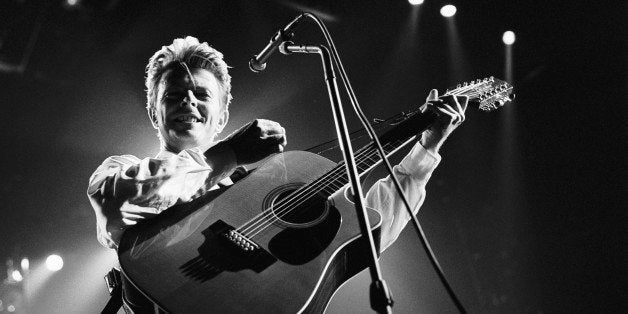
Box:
[195, 92, 211, 100]
[165, 93, 183, 100]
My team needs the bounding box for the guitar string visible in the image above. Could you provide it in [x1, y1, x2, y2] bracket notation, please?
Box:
[240, 141, 397, 239]
[239, 87, 494, 240]
[248, 83, 501, 237]
[235, 87, 486, 240]
[235, 143, 375, 235]
[231, 146, 380, 237]
[244, 141, 406, 240]
[236, 141, 382, 238]
[237, 87, 486, 240]
[237, 87, 478, 240]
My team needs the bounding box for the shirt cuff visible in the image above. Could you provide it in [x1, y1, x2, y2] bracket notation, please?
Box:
[397, 141, 441, 176]
[201, 143, 238, 181]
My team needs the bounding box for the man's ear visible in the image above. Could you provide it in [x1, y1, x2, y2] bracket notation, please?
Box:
[147, 108, 159, 128]
[215, 109, 229, 134]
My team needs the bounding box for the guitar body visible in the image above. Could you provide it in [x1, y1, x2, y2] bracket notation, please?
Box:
[118, 151, 382, 313]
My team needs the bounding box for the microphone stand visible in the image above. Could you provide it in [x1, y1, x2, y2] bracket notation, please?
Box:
[281, 43, 393, 314]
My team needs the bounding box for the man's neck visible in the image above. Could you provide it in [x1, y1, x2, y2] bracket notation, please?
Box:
[160, 140, 218, 155]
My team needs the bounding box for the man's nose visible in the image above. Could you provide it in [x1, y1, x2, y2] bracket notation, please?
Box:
[182, 90, 198, 107]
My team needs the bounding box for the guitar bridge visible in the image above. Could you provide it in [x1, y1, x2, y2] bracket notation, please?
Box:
[180, 220, 276, 282]
[224, 229, 259, 251]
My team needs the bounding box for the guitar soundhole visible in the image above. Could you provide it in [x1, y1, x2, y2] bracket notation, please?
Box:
[264, 183, 329, 228]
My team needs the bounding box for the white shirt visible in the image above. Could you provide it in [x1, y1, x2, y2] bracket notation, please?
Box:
[87, 142, 440, 252]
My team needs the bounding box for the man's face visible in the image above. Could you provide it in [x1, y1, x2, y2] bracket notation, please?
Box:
[152, 67, 228, 152]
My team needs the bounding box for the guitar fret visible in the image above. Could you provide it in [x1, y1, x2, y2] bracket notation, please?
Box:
[321, 186, 338, 195]
[327, 180, 344, 190]
[365, 155, 377, 164]
[356, 163, 367, 172]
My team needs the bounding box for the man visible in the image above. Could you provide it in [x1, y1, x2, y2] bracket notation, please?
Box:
[88, 36, 467, 311]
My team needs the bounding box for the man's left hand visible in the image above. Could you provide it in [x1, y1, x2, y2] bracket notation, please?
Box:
[419, 89, 468, 153]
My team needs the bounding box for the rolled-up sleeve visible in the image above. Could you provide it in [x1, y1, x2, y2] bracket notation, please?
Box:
[365, 142, 440, 252]
[87, 155, 141, 248]
[86, 147, 236, 249]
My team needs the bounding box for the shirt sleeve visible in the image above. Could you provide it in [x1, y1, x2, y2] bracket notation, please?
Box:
[87, 155, 141, 248]
[86, 147, 237, 249]
[365, 142, 441, 252]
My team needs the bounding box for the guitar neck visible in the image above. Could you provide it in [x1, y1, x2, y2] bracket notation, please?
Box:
[309, 76, 514, 198]
[313, 110, 438, 198]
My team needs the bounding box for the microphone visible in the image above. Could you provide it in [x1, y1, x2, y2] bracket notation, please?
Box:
[249, 14, 305, 73]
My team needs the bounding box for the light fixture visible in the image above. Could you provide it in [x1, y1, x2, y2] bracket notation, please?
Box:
[11, 270, 23, 282]
[45, 254, 64, 272]
[440, 5, 457, 17]
[20, 258, 29, 271]
[502, 31, 516, 45]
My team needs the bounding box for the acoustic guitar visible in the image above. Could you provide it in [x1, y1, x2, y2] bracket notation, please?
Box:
[118, 77, 514, 313]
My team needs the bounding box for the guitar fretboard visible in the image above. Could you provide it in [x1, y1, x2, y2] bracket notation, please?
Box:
[307, 137, 412, 198]
[298, 75, 514, 199]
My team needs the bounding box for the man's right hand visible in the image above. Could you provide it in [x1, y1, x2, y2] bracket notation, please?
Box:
[222, 119, 287, 165]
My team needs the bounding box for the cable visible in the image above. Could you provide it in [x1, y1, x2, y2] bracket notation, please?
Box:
[302, 13, 467, 313]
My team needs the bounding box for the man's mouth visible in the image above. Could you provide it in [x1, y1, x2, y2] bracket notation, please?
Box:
[173, 114, 204, 123]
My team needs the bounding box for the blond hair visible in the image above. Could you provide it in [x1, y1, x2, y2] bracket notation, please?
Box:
[145, 36, 232, 113]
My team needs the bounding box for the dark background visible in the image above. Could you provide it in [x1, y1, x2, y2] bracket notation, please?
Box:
[0, 0, 625, 313]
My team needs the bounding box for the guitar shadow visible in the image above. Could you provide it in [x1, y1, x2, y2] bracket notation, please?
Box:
[180, 256, 222, 282]
[179, 220, 277, 283]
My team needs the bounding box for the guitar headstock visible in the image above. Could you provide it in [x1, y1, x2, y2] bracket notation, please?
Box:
[444, 76, 515, 111]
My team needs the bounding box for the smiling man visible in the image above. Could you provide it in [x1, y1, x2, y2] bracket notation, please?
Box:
[155, 66, 227, 152]
[87, 36, 467, 312]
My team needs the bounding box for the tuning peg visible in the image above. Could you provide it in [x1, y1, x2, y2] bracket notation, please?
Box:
[457, 84, 461, 88]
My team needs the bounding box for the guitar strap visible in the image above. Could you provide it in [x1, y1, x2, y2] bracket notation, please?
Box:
[101, 268, 124, 314]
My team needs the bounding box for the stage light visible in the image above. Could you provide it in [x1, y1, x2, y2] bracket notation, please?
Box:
[20, 258, 29, 271]
[408, 0, 424, 5]
[503, 31, 516, 45]
[45, 255, 63, 272]
[7, 305, 15, 312]
[440, 5, 457, 17]
[66, 0, 78, 6]
[11, 270, 23, 282]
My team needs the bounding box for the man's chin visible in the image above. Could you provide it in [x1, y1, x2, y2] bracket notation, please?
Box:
[166, 131, 202, 148]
